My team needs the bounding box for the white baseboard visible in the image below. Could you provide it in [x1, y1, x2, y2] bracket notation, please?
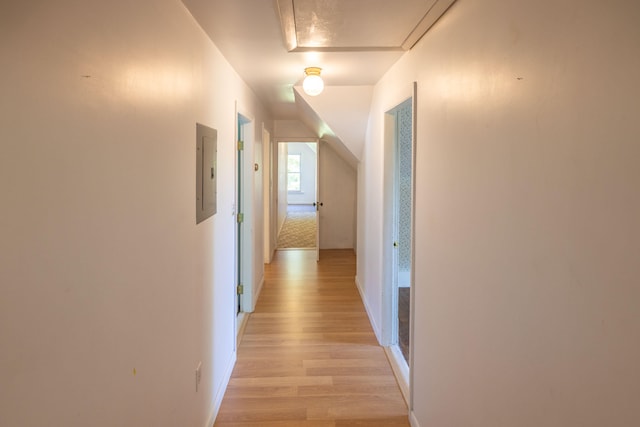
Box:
[409, 410, 420, 427]
[355, 275, 382, 344]
[277, 218, 285, 238]
[277, 247, 316, 251]
[398, 270, 411, 287]
[236, 312, 250, 347]
[206, 351, 237, 427]
[254, 275, 265, 311]
[384, 345, 410, 405]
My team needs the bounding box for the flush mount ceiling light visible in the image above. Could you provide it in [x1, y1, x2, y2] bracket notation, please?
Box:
[302, 67, 324, 96]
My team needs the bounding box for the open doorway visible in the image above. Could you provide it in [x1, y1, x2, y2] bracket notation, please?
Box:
[276, 141, 319, 253]
[235, 109, 256, 341]
[382, 84, 416, 404]
[392, 98, 414, 365]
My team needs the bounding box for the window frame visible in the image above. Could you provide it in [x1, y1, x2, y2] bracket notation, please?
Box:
[287, 153, 302, 192]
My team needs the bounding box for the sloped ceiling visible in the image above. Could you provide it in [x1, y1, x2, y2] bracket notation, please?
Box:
[181, 0, 456, 165]
[296, 85, 373, 161]
[292, 89, 359, 168]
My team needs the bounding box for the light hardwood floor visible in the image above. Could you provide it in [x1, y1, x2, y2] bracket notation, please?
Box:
[214, 249, 410, 427]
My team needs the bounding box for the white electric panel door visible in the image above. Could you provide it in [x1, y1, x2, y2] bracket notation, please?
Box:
[196, 123, 217, 223]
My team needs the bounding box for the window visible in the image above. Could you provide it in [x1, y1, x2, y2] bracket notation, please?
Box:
[287, 153, 301, 192]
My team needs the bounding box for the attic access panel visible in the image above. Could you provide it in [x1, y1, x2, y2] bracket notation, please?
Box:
[196, 123, 217, 224]
[276, 0, 457, 51]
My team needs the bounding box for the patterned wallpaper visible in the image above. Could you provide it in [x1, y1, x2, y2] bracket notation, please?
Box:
[397, 100, 413, 272]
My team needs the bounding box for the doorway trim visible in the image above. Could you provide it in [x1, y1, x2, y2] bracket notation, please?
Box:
[273, 137, 321, 259]
[234, 103, 256, 343]
[381, 82, 418, 407]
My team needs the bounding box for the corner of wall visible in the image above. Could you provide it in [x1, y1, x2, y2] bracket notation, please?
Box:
[253, 275, 265, 312]
[409, 410, 421, 427]
[355, 275, 382, 344]
[207, 350, 237, 427]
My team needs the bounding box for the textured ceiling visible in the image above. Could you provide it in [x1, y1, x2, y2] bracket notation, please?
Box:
[277, 0, 441, 51]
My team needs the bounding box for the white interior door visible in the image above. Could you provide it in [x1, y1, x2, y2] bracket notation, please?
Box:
[315, 139, 321, 261]
[235, 114, 244, 316]
[235, 110, 255, 317]
[262, 126, 272, 263]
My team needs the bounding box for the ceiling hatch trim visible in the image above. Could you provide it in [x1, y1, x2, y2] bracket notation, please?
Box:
[276, 0, 458, 52]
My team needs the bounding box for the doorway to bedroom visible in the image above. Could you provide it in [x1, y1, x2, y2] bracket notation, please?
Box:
[276, 141, 319, 252]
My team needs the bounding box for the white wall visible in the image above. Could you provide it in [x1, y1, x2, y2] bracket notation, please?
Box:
[359, 0, 640, 426]
[0, 1, 270, 426]
[320, 143, 357, 249]
[296, 85, 373, 161]
[274, 119, 317, 139]
[276, 143, 288, 235]
[287, 143, 317, 205]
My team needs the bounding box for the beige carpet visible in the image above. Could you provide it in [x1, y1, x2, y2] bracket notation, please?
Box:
[277, 211, 317, 248]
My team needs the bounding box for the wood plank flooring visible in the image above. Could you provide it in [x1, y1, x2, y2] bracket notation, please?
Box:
[214, 249, 409, 427]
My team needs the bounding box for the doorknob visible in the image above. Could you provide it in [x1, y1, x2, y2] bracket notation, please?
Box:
[393, 241, 398, 247]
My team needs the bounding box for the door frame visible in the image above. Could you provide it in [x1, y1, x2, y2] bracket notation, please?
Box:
[234, 103, 255, 341]
[274, 137, 320, 258]
[381, 82, 417, 406]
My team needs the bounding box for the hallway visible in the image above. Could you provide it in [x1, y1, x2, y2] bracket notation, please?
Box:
[215, 250, 409, 426]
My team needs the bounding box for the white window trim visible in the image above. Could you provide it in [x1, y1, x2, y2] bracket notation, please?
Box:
[287, 153, 302, 192]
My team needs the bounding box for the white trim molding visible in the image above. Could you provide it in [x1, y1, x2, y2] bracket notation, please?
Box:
[206, 351, 237, 427]
[355, 275, 382, 344]
[384, 345, 410, 404]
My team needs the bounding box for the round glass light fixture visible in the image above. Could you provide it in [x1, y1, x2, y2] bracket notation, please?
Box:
[303, 67, 324, 96]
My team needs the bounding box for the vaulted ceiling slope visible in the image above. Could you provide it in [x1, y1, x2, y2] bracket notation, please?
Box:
[181, 0, 456, 163]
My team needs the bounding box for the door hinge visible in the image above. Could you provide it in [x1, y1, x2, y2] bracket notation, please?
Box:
[237, 284, 244, 295]
[237, 213, 244, 223]
[237, 140, 244, 151]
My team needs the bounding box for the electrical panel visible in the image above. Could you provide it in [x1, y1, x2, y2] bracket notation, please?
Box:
[196, 123, 217, 223]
